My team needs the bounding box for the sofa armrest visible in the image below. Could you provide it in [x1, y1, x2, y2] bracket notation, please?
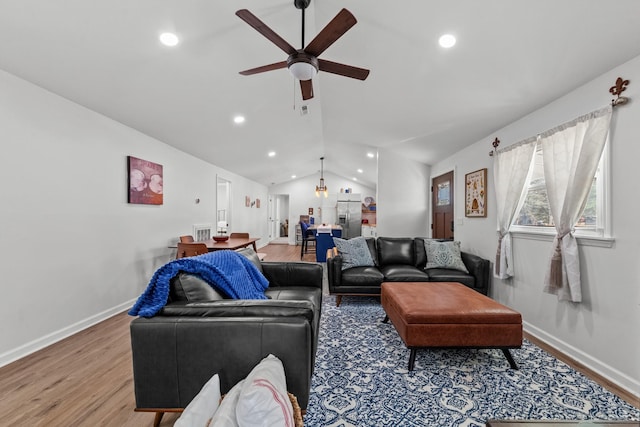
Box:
[326, 249, 342, 290]
[461, 252, 490, 295]
[261, 262, 323, 289]
[130, 315, 314, 410]
[159, 300, 315, 323]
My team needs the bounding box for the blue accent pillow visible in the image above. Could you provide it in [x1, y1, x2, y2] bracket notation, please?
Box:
[333, 236, 375, 270]
[424, 240, 469, 273]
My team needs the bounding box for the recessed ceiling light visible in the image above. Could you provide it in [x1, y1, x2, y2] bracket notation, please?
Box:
[439, 34, 456, 48]
[352, 177, 358, 181]
[366, 152, 375, 158]
[291, 175, 297, 179]
[268, 151, 276, 157]
[233, 115, 245, 124]
[357, 169, 363, 174]
[159, 32, 179, 47]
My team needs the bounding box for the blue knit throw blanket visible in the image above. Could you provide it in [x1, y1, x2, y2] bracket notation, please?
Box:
[129, 250, 269, 317]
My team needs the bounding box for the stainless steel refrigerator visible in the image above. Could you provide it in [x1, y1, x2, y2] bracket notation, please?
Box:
[336, 198, 362, 239]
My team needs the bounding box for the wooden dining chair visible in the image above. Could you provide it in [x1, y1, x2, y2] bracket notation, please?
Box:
[179, 235, 195, 243]
[229, 232, 250, 239]
[176, 242, 208, 259]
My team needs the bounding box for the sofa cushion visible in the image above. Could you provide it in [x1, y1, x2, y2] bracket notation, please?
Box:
[265, 287, 321, 306]
[377, 237, 415, 266]
[381, 265, 430, 282]
[365, 237, 379, 266]
[414, 238, 429, 268]
[424, 240, 469, 273]
[266, 287, 323, 338]
[169, 272, 227, 302]
[426, 268, 476, 289]
[236, 247, 264, 274]
[341, 266, 385, 287]
[333, 236, 375, 270]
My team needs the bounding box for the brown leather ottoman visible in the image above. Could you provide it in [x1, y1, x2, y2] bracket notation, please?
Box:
[381, 281, 523, 370]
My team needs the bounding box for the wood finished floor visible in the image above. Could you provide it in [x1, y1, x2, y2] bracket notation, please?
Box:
[0, 243, 635, 427]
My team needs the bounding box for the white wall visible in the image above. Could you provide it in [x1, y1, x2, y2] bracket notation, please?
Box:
[377, 148, 431, 237]
[0, 69, 268, 366]
[431, 55, 640, 396]
[269, 171, 375, 245]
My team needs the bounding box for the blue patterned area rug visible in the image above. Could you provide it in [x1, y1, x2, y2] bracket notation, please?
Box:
[303, 296, 640, 426]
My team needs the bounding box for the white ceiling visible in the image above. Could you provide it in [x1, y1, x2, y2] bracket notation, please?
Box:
[2, 0, 640, 188]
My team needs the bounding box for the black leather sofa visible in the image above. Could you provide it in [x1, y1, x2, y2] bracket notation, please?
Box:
[327, 237, 490, 306]
[130, 248, 323, 425]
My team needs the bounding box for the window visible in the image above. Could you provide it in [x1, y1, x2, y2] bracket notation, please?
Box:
[512, 142, 609, 239]
[436, 181, 450, 206]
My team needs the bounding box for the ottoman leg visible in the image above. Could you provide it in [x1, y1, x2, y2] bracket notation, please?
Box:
[408, 348, 417, 371]
[502, 349, 519, 370]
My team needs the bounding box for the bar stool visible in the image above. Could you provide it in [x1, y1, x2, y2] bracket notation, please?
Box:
[299, 221, 316, 259]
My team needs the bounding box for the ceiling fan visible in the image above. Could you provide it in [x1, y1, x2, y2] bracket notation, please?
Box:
[236, 0, 370, 100]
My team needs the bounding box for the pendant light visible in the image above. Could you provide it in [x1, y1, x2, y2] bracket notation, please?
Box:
[315, 157, 328, 198]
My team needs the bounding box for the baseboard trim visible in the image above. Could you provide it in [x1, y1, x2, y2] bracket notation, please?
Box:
[0, 299, 136, 368]
[523, 322, 640, 409]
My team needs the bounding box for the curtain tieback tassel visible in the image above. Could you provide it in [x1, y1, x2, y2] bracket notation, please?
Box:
[549, 235, 566, 289]
[495, 233, 505, 276]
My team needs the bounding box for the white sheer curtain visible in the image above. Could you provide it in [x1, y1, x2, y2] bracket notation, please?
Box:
[493, 140, 536, 279]
[541, 106, 612, 302]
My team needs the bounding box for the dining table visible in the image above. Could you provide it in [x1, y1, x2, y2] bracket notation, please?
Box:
[170, 237, 259, 252]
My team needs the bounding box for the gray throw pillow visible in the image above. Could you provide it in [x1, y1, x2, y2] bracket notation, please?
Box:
[333, 236, 375, 270]
[424, 240, 469, 273]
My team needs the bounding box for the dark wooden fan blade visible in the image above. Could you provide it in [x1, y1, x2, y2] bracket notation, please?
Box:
[239, 61, 287, 76]
[304, 9, 357, 57]
[300, 79, 314, 100]
[318, 59, 370, 80]
[236, 9, 297, 55]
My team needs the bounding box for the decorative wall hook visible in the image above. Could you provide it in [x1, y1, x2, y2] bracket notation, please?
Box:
[489, 137, 501, 157]
[609, 77, 630, 106]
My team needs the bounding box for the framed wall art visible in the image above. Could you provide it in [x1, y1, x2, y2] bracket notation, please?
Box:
[128, 156, 163, 205]
[465, 168, 487, 217]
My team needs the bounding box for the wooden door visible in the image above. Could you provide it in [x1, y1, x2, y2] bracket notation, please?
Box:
[432, 171, 454, 239]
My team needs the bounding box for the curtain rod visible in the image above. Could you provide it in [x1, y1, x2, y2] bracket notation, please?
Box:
[490, 77, 630, 157]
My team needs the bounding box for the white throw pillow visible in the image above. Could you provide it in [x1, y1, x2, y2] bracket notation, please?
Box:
[175, 374, 221, 427]
[236, 354, 294, 427]
[209, 379, 245, 427]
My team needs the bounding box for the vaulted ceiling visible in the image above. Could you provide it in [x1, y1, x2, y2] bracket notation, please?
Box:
[2, 0, 640, 189]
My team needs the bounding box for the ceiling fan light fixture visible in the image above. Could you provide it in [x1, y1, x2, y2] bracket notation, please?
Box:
[289, 62, 318, 80]
[287, 53, 319, 81]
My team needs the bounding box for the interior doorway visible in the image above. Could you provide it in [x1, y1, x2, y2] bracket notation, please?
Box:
[216, 175, 231, 231]
[268, 194, 290, 244]
[431, 171, 454, 240]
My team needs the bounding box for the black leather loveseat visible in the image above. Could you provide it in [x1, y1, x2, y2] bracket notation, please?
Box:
[130, 248, 323, 424]
[327, 237, 490, 306]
